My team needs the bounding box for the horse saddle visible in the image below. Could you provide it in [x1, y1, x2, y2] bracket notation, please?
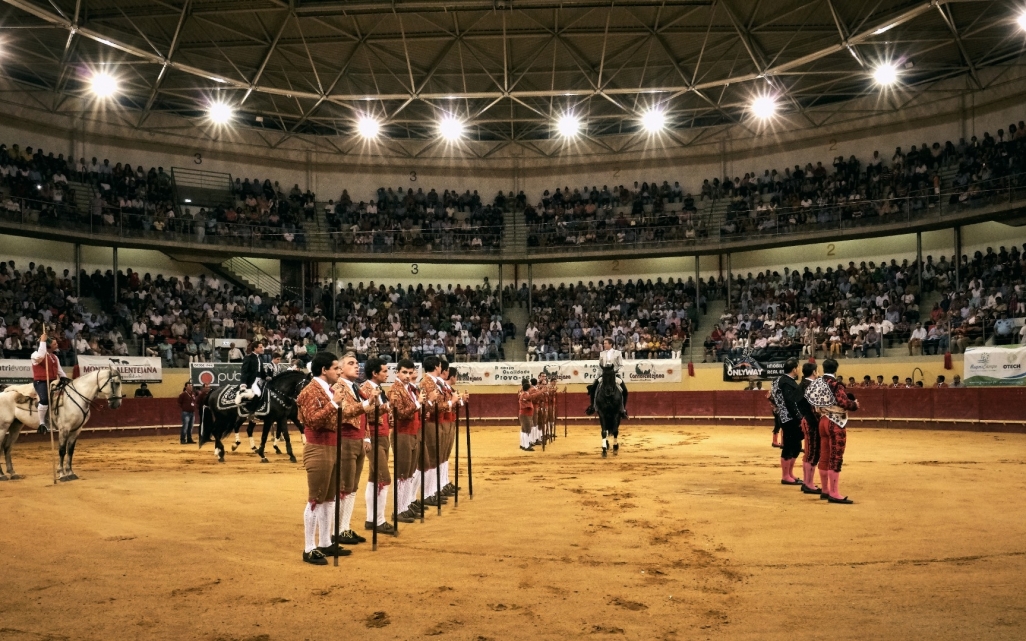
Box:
[214, 386, 271, 418]
[4, 380, 64, 405]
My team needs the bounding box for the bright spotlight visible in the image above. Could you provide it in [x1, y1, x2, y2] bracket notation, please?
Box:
[1018, 12, 1026, 31]
[208, 101, 234, 125]
[873, 63, 899, 86]
[751, 95, 778, 120]
[557, 113, 581, 137]
[89, 72, 118, 98]
[438, 115, 464, 141]
[641, 109, 666, 133]
[357, 115, 381, 139]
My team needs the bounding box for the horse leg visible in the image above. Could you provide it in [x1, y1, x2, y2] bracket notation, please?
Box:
[282, 421, 297, 463]
[231, 422, 242, 451]
[256, 419, 271, 463]
[66, 437, 79, 480]
[4, 424, 22, 479]
[0, 432, 9, 481]
[58, 435, 69, 481]
[215, 435, 225, 463]
[247, 420, 257, 451]
[272, 419, 283, 454]
[600, 420, 608, 458]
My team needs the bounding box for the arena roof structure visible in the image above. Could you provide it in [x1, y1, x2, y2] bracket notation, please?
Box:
[0, 0, 1024, 160]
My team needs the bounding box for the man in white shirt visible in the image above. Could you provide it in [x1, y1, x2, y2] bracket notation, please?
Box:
[586, 337, 628, 418]
[908, 322, 927, 355]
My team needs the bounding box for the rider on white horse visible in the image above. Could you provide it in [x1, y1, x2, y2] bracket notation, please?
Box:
[31, 332, 68, 434]
[586, 337, 628, 419]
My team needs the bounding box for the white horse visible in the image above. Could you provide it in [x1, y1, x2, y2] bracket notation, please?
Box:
[0, 368, 123, 481]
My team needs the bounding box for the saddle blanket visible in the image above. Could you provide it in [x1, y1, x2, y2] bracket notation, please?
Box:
[215, 386, 271, 418]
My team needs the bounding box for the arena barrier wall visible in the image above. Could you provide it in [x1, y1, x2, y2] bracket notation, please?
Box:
[16, 388, 1021, 442]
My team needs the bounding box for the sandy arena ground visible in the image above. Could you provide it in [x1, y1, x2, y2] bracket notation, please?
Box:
[1, 424, 1024, 641]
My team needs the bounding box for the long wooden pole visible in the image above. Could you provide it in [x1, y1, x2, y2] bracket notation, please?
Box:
[392, 405, 399, 534]
[418, 404, 426, 522]
[465, 401, 473, 499]
[434, 407, 441, 516]
[372, 403, 379, 551]
[333, 405, 342, 567]
[454, 397, 460, 507]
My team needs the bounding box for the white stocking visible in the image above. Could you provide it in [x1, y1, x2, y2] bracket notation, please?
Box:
[364, 482, 376, 524]
[377, 486, 389, 524]
[316, 501, 335, 548]
[340, 493, 356, 532]
[303, 503, 317, 553]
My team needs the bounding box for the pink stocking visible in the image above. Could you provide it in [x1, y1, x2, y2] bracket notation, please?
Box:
[830, 471, 842, 499]
[780, 458, 789, 481]
[819, 467, 831, 495]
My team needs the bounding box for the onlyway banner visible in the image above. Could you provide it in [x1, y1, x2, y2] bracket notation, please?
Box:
[452, 360, 681, 386]
[78, 355, 163, 383]
[963, 346, 1026, 387]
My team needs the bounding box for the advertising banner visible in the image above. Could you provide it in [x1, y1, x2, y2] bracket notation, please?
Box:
[453, 360, 680, 386]
[964, 346, 1026, 387]
[0, 359, 33, 384]
[722, 351, 797, 382]
[78, 355, 163, 383]
[190, 361, 421, 387]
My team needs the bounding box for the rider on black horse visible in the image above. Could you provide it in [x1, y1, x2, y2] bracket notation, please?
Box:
[586, 337, 628, 419]
[236, 341, 266, 412]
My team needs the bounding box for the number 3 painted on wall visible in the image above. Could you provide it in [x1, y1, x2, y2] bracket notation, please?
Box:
[409, 171, 417, 182]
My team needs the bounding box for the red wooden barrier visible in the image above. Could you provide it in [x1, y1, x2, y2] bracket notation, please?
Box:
[58, 389, 1026, 433]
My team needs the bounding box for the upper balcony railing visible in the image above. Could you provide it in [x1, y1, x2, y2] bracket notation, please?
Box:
[1, 175, 1025, 263]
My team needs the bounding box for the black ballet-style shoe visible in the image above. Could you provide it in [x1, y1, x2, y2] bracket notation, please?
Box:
[801, 485, 822, 494]
[827, 496, 854, 504]
[780, 479, 802, 485]
[303, 549, 329, 565]
[819, 493, 830, 500]
[316, 543, 350, 556]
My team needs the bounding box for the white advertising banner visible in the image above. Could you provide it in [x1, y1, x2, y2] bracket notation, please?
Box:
[79, 355, 163, 383]
[0, 359, 33, 384]
[452, 360, 681, 386]
[964, 346, 1026, 387]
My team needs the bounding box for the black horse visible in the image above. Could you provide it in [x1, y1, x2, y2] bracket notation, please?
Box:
[199, 369, 308, 463]
[595, 365, 622, 458]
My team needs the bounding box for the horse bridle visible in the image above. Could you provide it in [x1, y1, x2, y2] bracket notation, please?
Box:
[61, 368, 123, 427]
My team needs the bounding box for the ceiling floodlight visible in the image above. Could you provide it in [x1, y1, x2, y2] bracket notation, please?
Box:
[208, 101, 234, 125]
[357, 115, 381, 139]
[557, 113, 581, 137]
[89, 72, 118, 98]
[641, 109, 666, 133]
[439, 115, 464, 141]
[1018, 12, 1026, 31]
[751, 95, 778, 120]
[873, 63, 899, 86]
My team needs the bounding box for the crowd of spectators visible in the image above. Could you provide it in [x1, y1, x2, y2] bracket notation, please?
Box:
[520, 277, 698, 361]
[521, 119, 1026, 249]
[703, 243, 1026, 362]
[0, 142, 309, 249]
[325, 186, 503, 253]
[6, 115, 1026, 256]
[0, 257, 516, 368]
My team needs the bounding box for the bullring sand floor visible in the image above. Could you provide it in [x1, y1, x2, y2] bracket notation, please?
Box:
[0, 424, 1023, 640]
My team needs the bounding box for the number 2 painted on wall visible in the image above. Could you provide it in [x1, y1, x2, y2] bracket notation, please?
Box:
[826, 243, 836, 256]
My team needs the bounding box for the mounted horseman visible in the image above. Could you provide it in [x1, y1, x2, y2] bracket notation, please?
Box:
[236, 341, 267, 413]
[586, 337, 629, 419]
[31, 331, 68, 435]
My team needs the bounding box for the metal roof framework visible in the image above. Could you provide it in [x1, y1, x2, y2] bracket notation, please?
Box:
[0, 0, 1023, 159]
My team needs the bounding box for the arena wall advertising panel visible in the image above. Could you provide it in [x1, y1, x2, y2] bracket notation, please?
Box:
[78, 355, 162, 383]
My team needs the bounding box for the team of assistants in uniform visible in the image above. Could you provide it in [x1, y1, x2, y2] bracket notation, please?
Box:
[516, 373, 557, 451]
[769, 357, 859, 504]
[295, 350, 468, 565]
